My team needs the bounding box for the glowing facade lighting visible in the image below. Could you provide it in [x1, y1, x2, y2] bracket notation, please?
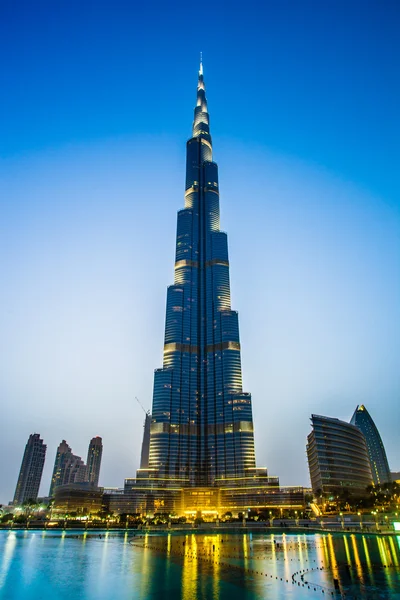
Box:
[146, 61, 263, 488]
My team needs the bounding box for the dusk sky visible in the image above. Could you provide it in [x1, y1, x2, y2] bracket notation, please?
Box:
[1, 0, 399, 504]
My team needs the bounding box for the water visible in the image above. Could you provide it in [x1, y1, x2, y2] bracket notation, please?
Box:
[1, 530, 400, 599]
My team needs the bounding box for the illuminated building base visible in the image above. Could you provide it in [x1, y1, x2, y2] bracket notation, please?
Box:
[118, 476, 306, 517]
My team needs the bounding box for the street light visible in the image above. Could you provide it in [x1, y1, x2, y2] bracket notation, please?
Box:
[357, 511, 362, 530]
[340, 512, 344, 529]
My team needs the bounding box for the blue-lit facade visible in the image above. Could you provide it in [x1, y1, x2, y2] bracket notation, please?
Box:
[350, 405, 391, 486]
[148, 61, 256, 487]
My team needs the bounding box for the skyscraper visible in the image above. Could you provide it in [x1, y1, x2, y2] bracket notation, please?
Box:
[50, 440, 70, 496]
[13, 433, 46, 505]
[86, 436, 103, 486]
[147, 59, 261, 488]
[350, 405, 391, 485]
[306, 414, 373, 496]
[49, 440, 87, 496]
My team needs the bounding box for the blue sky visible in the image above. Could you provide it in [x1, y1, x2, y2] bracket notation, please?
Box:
[1, 0, 399, 503]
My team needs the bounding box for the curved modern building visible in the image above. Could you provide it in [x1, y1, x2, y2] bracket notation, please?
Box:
[307, 414, 373, 496]
[350, 405, 391, 485]
[146, 60, 260, 487]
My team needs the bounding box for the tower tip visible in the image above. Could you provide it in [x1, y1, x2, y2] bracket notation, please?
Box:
[199, 52, 203, 75]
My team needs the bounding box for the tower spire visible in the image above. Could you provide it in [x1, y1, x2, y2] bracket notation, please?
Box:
[193, 57, 210, 142]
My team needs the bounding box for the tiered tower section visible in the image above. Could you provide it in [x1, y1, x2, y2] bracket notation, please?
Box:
[148, 61, 256, 487]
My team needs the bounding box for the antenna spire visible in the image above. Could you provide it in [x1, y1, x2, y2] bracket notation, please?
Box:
[199, 52, 203, 75]
[135, 396, 149, 415]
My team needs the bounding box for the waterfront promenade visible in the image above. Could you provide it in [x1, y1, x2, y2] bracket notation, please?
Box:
[0, 518, 397, 536]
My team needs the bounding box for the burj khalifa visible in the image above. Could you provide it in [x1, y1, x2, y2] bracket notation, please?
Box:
[147, 60, 259, 488]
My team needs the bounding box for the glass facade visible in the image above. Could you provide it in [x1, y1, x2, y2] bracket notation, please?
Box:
[86, 436, 103, 487]
[148, 61, 256, 487]
[350, 404, 391, 485]
[307, 414, 373, 496]
[13, 433, 46, 505]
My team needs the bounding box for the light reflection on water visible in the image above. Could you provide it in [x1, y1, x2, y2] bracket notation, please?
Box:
[0, 531, 16, 589]
[0, 530, 399, 599]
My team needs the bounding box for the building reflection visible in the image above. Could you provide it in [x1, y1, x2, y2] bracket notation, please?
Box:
[315, 533, 400, 596]
[389, 538, 399, 567]
[181, 534, 199, 599]
[124, 530, 400, 598]
[0, 532, 17, 589]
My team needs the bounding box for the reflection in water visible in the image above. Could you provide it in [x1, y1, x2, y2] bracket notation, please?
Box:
[362, 535, 375, 588]
[327, 534, 340, 582]
[377, 536, 390, 565]
[182, 534, 198, 599]
[139, 533, 151, 599]
[343, 534, 351, 566]
[1, 530, 400, 599]
[390, 537, 399, 566]
[0, 531, 17, 588]
[100, 532, 109, 575]
[282, 534, 290, 581]
[143, 532, 400, 598]
[242, 532, 250, 583]
[351, 534, 364, 585]
[320, 533, 400, 598]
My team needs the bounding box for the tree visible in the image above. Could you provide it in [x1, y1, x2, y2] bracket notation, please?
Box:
[22, 499, 39, 517]
[1, 514, 13, 523]
[13, 515, 27, 524]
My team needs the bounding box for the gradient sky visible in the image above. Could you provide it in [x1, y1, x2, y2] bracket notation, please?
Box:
[1, 0, 399, 504]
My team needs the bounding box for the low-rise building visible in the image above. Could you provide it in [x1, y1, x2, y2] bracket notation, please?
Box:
[52, 483, 103, 517]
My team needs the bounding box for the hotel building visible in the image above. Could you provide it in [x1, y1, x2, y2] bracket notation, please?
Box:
[307, 414, 373, 497]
